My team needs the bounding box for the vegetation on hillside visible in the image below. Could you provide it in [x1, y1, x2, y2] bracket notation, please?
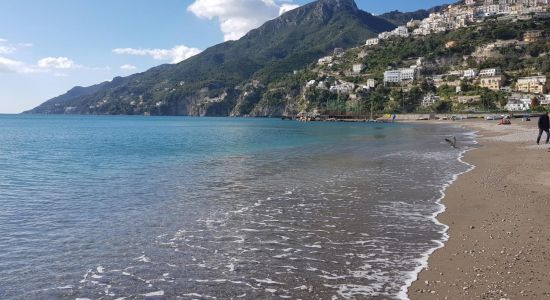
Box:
[261, 18, 550, 116]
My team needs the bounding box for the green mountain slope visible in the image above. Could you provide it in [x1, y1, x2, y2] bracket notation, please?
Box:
[26, 0, 395, 116]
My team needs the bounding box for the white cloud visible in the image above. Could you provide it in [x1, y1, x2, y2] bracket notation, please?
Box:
[0, 45, 16, 55]
[0, 56, 25, 73]
[37, 57, 80, 69]
[120, 64, 137, 70]
[0, 55, 103, 75]
[0, 56, 42, 74]
[113, 45, 202, 64]
[0, 39, 33, 54]
[187, 0, 300, 41]
[280, 3, 300, 14]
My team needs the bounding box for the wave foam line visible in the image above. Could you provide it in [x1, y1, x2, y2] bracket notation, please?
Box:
[398, 129, 479, 300]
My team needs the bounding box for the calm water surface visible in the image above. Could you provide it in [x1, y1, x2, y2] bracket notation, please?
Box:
[0, 115, 475, 299]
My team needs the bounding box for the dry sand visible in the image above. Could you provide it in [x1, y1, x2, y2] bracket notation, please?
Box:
[408, 119, 550, 299]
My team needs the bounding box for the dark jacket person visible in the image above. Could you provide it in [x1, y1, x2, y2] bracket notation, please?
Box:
[537, 112, 550, 145]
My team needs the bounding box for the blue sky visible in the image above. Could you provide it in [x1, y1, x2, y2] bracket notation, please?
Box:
[0, 0, 451, 113]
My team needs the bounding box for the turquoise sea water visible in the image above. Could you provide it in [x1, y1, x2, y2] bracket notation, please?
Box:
[0, 115, 475, 299]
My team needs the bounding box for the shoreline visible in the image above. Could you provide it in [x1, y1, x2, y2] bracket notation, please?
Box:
[408, 119, 550, 299]
[399, 126, 478, 300]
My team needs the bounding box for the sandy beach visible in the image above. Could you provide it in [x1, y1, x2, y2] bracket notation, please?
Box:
[409, 119, 550, 299]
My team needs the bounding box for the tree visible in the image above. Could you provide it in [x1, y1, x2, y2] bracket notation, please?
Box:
[491, 27, 518, 40]
[433, 100, 452, 113]
[531, 97, 540, 110]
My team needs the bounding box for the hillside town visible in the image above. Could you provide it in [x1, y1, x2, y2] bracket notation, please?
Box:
[302, 0, 550, 115]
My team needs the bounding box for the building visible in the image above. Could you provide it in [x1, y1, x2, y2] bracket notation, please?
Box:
[449, 70, 464, 77]
[421, 93, 441, 107]
[480, 75, 505, 91]
[366, 79, 377, 88]
[317, 56, 333, 65]
[378, 32, 392, 40]
[329, 81, 355, 94]
[463, 69, 479, 78]
[479, 67, 502, 77]
[505, 99, 531, 111]
[384, 70, 401, 83]
[399, 0, 550, 39]
[400, 68, 417, 81]
[524, 30, 544, 43]
[317, 81, 328, 90]
[352, 64, 364, 74]
[541, 94, 550, 105]
[333, 48, 345, 57]
[378, 26, 410, 40]
[365, 38, 379, 46]
[516, 76, 547, 94]
[384, 68, 417, 84]
[394, 26, 410, 37]
[407, 19, 423, 28]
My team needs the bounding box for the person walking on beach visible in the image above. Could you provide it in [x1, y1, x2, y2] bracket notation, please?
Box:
[537, 112, 550, 145]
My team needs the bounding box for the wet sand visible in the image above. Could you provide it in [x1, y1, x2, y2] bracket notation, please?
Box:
[409, 119, 550, 299]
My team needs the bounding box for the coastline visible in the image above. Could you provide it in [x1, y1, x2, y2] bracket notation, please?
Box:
[408, 120, 550, 299]
[399, 125, 478, 300]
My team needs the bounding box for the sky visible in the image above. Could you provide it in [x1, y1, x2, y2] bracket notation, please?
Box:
[0, 0, 451, 113]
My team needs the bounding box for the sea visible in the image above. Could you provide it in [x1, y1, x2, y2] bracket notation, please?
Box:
[0, 115, 476, 300]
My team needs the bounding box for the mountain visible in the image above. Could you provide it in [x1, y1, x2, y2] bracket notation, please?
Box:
[25, 0, 396, 116]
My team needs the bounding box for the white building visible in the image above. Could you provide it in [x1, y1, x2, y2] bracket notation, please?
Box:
[384, 68, 417, 84]
[378, 32, 389, 40]
[394, 26, 410, 37]
[449, 70, 464, 77]
[401, 0, 550, 38]
[407, 19, 423, 28]
[317, 56, 333, 65]
[378, 25, 410, 40]
[384, 70, 401, 83]
[479, 67, 502, 77]
[366, 79, 377, 88]
[365, 38, 379, 46]
[421, 93, 441, 107]
[463, 69, 479, 78]
[541, 94, 550, 105]
[306, 80, 316, 88]
[352, 64, 364, 74]
[333, 48, 345, 57]
[400, 68, 417, 81]
[329, 81, 356, 94]
[505, 98, 531, 111]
